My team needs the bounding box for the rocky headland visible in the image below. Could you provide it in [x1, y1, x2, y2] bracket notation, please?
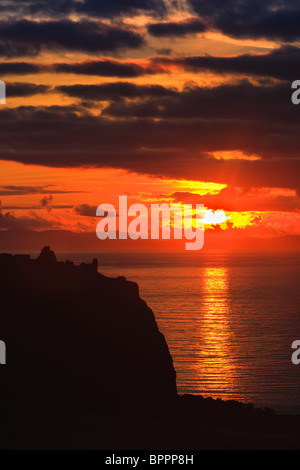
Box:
[0, 247, 300, 449]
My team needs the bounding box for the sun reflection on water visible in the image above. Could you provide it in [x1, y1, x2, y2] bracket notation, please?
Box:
[196, 267, 238, 397]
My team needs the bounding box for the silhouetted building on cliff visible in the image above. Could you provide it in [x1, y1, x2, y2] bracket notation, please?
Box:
[0, 247, 177, 413]
[1, 248, 300, 450]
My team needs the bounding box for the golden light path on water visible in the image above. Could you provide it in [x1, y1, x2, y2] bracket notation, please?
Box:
[55, 251, 300, 414]
[196, 267, 238, 398]
[93, 260, 256, 405]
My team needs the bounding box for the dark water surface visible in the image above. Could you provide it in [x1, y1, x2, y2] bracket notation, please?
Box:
[33, 251, 300, 414]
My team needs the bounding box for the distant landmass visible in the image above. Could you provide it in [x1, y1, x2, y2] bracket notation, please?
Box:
[0, 228, 299, 251]
[1, 247, 300, 449]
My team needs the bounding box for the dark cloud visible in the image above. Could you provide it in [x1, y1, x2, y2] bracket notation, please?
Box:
[0, 102, 300, 191]
[155, 46, 300, 82]
[102, 81, 296, 123]
[216, 7, 300, 42]
[74, 204, 98, 217]
[0, 0, 299, 223]
[0, 0, 165, 19]
[57, 82, 176, 101]
[78, 0, 165, 18]
[0, 20, 143, 58]
[0, 58, 162, 79]
[148, 17, 206, 37]
[40, 195, 53, 212]
[188, 0, 300, 42]
[74, 204, 118, 217]
[0, 0, 73, 17]
[0, 185, 82, 196]
[0, 201, 58, 229]
[53, 58, 164, 78]
[3, 46, 300, 82]
[0, 62, 42, 76]
[6, 82, 50, 97]
[2, 1, 300, 44]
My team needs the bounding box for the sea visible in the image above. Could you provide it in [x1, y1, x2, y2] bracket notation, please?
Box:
[35, 251, 300, 414]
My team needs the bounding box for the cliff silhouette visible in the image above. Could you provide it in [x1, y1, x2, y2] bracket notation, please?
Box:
[1, 247, 300, 449]
[0, 247, 176, 405]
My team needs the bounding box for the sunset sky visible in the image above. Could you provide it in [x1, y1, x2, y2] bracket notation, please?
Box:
[0, 0, 300, 249]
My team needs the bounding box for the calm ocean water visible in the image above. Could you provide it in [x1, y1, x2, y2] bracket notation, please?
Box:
[45, 251, 300, 414]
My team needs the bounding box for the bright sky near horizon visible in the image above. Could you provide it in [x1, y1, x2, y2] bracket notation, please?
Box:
[0, 0, 300, 247]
